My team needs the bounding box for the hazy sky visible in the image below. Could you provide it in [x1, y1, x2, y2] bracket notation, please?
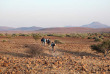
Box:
[0, 0, 110, 28]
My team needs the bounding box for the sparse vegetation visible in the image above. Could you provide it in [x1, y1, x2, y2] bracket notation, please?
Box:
[47, 34, 65, 37]
[94, 38, 103, 42]
[19, 34, 30, 36]
[2, 40, 7, 42]
[26, 44, 43, 57]
[0, 33, 4, 36]
[88, 37, 92, 39]
[91, 39, 110, 56]
[66, 33, 86, 38]
[99, 36, 104, 39]
[5, 33, 12, 39]
[0, 32, 110, 73]
[54, 39, 63, 44]
[12, 34, 18, 37]
[32, 34, 41, 40]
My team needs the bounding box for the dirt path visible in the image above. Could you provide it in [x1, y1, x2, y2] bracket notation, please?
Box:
[40, 43, 64, 57]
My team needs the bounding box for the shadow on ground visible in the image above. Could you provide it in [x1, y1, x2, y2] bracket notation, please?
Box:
[0, 44, 53, 58]
[57, 49, 101, 57]
[25, 44, 53, 57]
[0, 43, 99, 58]
[0, 51, 31, 57]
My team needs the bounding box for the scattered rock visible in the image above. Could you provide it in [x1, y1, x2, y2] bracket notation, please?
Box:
[2, 62, 9, 67]
[26, 64, 30, 69]
[58, 61, 62, 65]
[0, 69, 2, 72]
[11, 71, 15, 74]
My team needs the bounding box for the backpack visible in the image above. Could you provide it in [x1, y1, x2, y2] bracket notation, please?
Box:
[47, 40, 50, 43]
[41, 38, 44, 42]
[52, 43, 55, 46]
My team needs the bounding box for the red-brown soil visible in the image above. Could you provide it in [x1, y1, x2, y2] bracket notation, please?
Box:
[0, 36, 110, 74]
[37, 27, 110, 33]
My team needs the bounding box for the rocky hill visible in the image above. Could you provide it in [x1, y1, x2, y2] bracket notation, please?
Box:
[82, 22, 109, 28]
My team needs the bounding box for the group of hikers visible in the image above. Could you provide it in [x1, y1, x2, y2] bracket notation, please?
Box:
[41, 37, 56, 52]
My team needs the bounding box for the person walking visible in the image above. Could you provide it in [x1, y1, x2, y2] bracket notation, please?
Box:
[47, 38, 51, 45]
[41, 37, 45, 46]
[51, 42, 55, 52]
[44, 38, 46, 46]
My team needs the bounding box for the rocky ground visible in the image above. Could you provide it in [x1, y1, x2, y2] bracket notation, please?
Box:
[0, 36, 110, 74]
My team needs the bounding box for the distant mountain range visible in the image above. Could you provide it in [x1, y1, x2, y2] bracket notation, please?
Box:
[0, 26, 15, 31]
[37, 27, 110, 33]
[0, 22, 110, 33]
[81, 22, 109, 28]
[13, 26, 42, 31]
[0, 26, 42, 31]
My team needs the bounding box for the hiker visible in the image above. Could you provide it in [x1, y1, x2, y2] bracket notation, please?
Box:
[51, 42, 55, 52]
[46, 39, 48, 43]
[47, 38, 51, 45]
[41, 37, 45, 46]
[44, 38, 46, 45]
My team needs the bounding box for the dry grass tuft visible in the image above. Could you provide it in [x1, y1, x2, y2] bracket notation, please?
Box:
[26, 44, 44, 57]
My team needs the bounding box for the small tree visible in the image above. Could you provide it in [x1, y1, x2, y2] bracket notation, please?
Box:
[91, 40, 110, 57]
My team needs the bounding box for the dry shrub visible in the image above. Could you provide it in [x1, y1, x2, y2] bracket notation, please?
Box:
[26, 44, 43, 57]
[91, 39, 110, 56]
[54, 40, 63, 44]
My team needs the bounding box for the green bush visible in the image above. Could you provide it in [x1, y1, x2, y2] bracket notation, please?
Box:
[94, 38, 103, 42]
[12, 34, 18, 37]
[4, 33, 12, 38]
[88, 37, 92, 39]
[0, 34, 4, 36]
[99, 36, 104, 39]
[94, 33, 99, 36]
[54, 40, 63, 44]
[68, 33, 80, 38]
[2, 40, 7, 42]
[66, 34, 71, 37]
[93, 37, 98, 39]
[19, 34, 29, 36]
[101, 33, 110, 37]
[66, 33, 88, 38]
[47, 34, 65, 37]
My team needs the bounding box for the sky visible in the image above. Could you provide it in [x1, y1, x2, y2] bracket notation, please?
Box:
[0, 0, 110, 28]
